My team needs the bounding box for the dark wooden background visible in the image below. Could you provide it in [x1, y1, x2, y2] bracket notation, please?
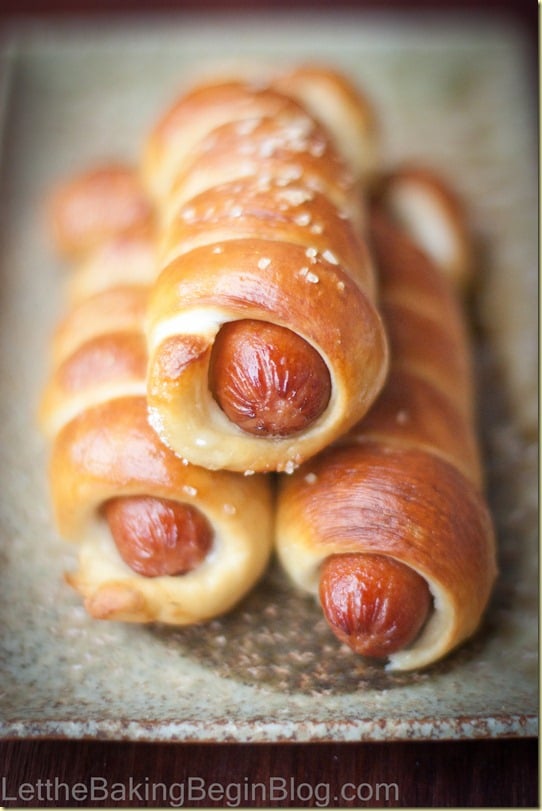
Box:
[0, 1, 537, 807]
[1, 738, 539, 806]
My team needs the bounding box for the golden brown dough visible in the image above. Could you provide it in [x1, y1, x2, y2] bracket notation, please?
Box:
[275, 200, 497, 671]
[42, 163, 273, 623]
[143, 69, 388, 473]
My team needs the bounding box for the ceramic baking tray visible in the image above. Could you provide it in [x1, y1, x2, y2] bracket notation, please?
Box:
[0, 12, 537, 742]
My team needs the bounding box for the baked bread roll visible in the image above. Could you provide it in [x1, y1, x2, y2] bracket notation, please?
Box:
[276, 183, 497, 671]
[142, 69, 388, 473]
[42, 164, 273, 624]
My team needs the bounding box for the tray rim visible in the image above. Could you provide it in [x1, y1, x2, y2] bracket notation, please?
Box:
[0, 13, 537, 745]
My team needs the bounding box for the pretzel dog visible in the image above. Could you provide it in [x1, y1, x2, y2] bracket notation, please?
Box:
[276, 169, 496, 671]
[142, 66, 388, 473]
[42, 164, 273, 624]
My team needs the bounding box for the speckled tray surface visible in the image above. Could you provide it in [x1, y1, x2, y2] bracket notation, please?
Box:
[0, 13, 537, 742]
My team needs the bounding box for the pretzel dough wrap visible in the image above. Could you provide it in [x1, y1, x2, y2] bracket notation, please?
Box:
[43, 163, 274, 623]
[144, 74, 388, 472]
[276, 208, 497, 671]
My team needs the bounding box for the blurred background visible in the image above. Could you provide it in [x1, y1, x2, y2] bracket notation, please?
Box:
[0, 1, 536, 90]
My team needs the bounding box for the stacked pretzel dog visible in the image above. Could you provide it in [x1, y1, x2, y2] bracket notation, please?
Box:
[41, 64, 497, 670]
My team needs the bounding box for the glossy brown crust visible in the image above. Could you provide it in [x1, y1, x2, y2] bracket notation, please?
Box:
[275, 209, 496, 670]
[345, 368, 481, 486]
[367, 209, 465, 338]
[381, 301, 472, 417]
[48, 164, 153, 259]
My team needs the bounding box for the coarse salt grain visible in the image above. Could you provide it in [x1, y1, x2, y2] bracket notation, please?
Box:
[284, 460, 297, 474]
[322, 249, 339, 265]
[306, 176, 324, 193]
[337, 280, 345, 292]
[276, 188, 313, 206]
[287, 117, 314, 138]
[244, 469, 255, 477]
[305, 247, 318, 260]
[258, 257, 271, 270]
[309, 141, 326, 157]
[260, 138, 279, 158]
[294, 212, 311, 226]
[276, 165, 303, 185]
[310, 223, 323, 234]
[212, 246, 223, 254]
[182, 485, 198, 497]
[257, 174, 272, 190]
[223, 503, 237, 515]
[306, 271, 319, 284]
[304, 472, 318, 484]
[181, 207, 196, 222]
